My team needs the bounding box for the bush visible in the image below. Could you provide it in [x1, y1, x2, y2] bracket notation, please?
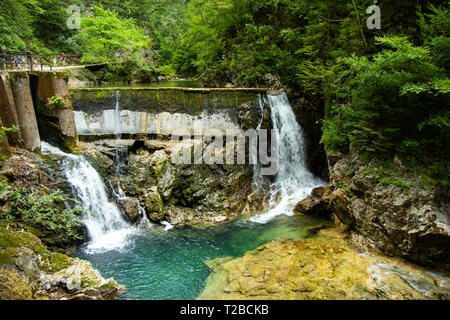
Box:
[322, 34, 449, 183]
[0, 179, 83, 241]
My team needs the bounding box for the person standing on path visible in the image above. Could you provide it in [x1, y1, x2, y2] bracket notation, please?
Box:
[60, 52, 66, 66]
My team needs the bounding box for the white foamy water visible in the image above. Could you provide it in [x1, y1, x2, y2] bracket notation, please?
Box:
[41, 142, 135, 253]
[250, 93, 324, 223]
[161, 221, 174, 231]
[251, 94, 268, 190]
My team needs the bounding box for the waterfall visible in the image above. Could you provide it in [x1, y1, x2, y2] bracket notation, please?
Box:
[113, 90, 128, 176]
[250, 92, 324, 223]
[251, 94, 268, 190]
[41, 142, 134, 252]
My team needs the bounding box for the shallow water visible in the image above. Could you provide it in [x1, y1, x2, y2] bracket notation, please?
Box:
[76, 215, 330, 300]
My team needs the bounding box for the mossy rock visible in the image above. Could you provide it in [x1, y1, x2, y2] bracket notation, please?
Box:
[199, 233, 450, 300]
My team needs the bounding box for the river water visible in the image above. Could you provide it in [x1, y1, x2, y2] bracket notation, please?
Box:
[76, 215, 330, 300]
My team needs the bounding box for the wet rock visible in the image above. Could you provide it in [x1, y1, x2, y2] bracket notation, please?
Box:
[157, 162, 177, 200]
[237, 101, 259, 130]
[84, 149, 115, 175]
[327, 155, 450, 270]
[126, 149, 157, 193]
[306, 223, 326, 236]
[294, 186, 333, 219]
[164, 206, 230, 227]
[289, 94, 329, 180]
[165, 206, 188, 227]
[144, 187, 165, 222]
[117, 197, 143, 223]
[80, 138, 258, 227]
[199, 232, 450, 300]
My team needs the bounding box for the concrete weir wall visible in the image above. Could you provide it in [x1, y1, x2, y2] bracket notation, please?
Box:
[0, 71, 78, 151]
[70, 88, 268, 137]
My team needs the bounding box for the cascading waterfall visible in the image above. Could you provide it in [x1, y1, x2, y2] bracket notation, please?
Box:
[41, 142, 134, 252]
[250, 92, 324, 223]
[251, 94, 268, 190]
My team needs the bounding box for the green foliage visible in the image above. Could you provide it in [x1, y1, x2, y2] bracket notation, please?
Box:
[319, 4, 449, 184]
[75, 6, 151, 65]
[418, 4, 450, 71]
[322, 33, 448, 182]
[0, 179, 83, 240]
[378, 177, 411, 189]
[0, 0, 37, 50]
[47, 96, 68, 109]
[0, 0, 448, 185]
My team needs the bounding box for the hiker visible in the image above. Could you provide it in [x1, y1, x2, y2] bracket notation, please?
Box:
[53, 56, 57, 68]
[15, 56, 20, 69]
[60, 52, 66, 66]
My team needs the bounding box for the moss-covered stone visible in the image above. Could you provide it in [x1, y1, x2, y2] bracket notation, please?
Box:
[0, 226, 124, 300]
[144, 186, 165, 222]
[70, 88, 267, 116]
[199, 229, 450, 300]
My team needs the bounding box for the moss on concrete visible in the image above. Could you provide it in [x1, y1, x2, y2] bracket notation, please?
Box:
[70, 87, 266, 116]
[69, 87, 268, 93]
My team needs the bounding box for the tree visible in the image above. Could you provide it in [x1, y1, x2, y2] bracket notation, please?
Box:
[75, 5, 151, 65]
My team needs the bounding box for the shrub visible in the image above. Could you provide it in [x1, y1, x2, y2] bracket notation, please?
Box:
[0, 179, 83, 240]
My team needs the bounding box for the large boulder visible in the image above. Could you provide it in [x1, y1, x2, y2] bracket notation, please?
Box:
[165, 206, 229, 228]
[117, 197, 143, 223]
[144, 186, 165, 222]
[294, 186, 334, 219]
[326, 154, 450, 270]
[0, 226, 124, 300]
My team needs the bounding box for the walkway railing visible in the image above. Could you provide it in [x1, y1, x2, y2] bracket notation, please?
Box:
[0, 49, 73, 72]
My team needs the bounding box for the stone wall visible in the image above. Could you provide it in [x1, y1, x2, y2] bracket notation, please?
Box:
[70, 88, 267, 137]
[0, 73, 22, 145]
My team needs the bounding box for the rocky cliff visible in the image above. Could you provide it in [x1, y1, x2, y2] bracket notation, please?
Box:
[294, 151, 450, 270]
